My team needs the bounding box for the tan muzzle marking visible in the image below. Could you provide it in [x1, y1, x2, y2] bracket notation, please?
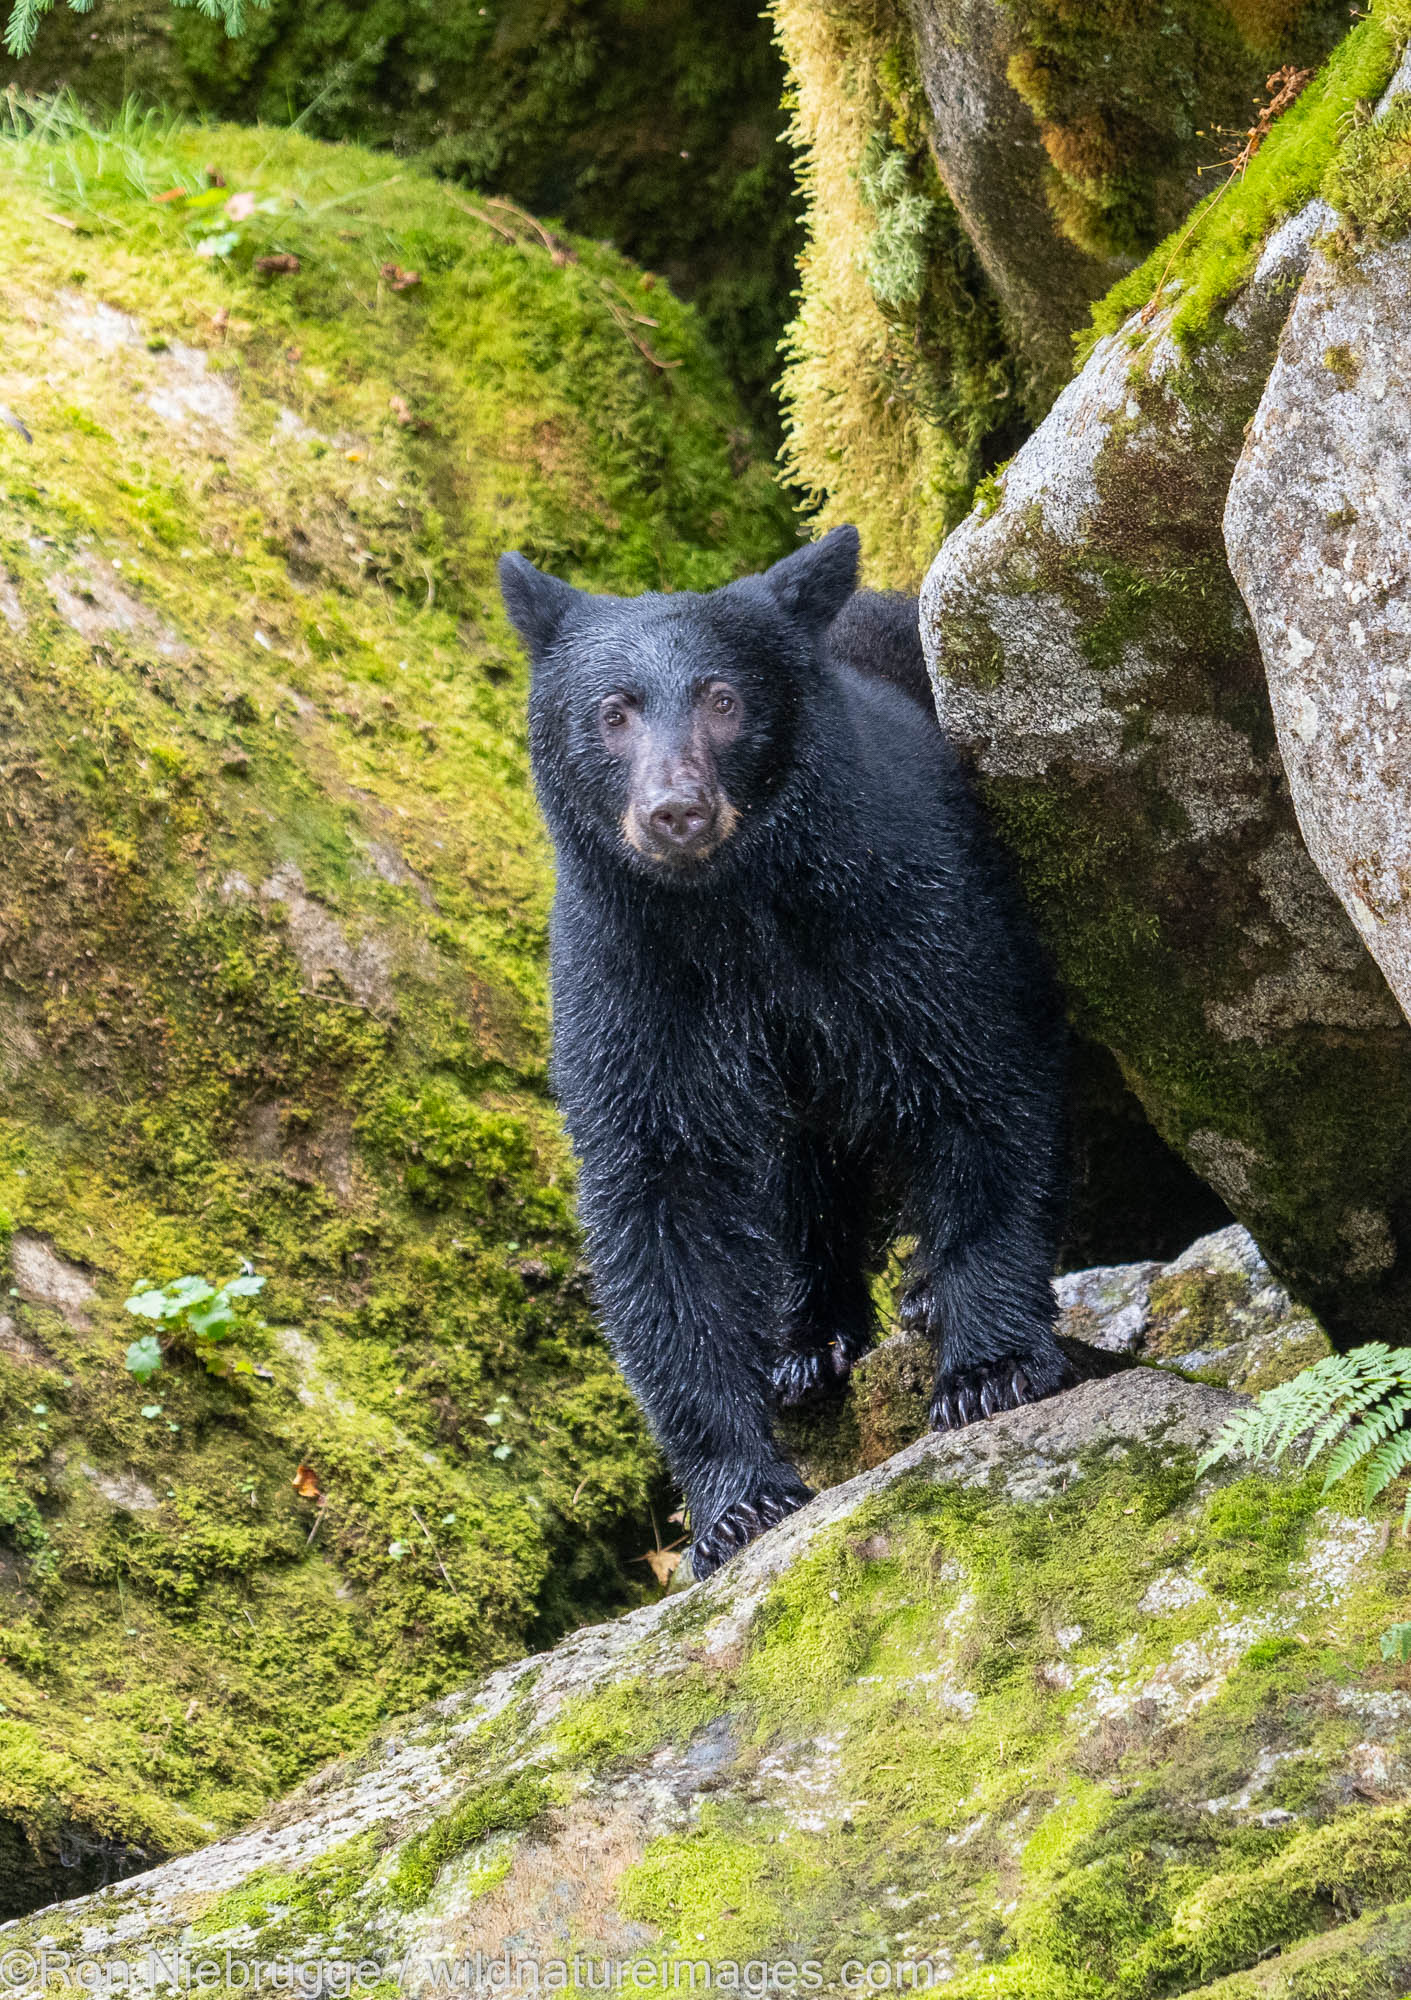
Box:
[621, 795, 741, 861]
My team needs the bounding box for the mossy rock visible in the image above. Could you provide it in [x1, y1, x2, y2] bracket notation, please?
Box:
[0, 102, 794, 1917]
[783, 1224, 1327, 1498]
[770, 0, 1356, 584]
[11, 1370, 1411, 1996]
[919, 18, 1411, 1352]
[5, 0, 800, 432]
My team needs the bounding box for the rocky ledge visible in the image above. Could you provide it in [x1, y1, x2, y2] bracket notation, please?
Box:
[6, 1322, 1410, 1997]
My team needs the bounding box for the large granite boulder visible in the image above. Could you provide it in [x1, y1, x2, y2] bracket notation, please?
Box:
[917, 52, 1411, 1350]
[1225, 72, 1411, 1026]
[6, 1366, 1410, 1996]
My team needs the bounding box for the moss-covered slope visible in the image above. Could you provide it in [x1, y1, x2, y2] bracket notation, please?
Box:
[0, 102, 793, 1915]
[5, 0, 801, 431]
[12, 1372, 1411, 1996]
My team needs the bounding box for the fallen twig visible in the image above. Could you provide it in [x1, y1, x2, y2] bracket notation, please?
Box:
[1140, 65, 1313, 326]
[410, 1505, 461, 1598]
[484, 193, 578, 265]
[447, 193, 520, 246]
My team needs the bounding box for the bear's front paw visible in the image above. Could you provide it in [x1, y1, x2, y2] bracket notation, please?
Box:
[929, 1350, 1072, 1432]
[691, 1473, 812, 1580]
[772, 1330, 868, 1409]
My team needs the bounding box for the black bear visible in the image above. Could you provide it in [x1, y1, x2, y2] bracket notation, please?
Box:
[499, 527, 1070, 1578]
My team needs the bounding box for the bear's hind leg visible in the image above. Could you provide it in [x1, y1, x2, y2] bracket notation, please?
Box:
[771, 1141, 879, 1409]
[903, 1127, 1071, 1431]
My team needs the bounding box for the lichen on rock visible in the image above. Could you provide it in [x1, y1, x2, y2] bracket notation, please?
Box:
[1225, 70, 1411, 1027]
[8, 1367, 1411, 1996]
[917, 36, 1411, 1352]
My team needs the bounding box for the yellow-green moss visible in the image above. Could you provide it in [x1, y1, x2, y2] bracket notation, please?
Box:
[618, 1810, 826, 1961]
[0, 97, 794, 1912]
[9, 0, 802, 434]
[771, 0, 1021, 588]
[191, 1832, 382, 1947]
[1000, 0, 1350, 265]
[1085, 0, 1411, 355]
[386, 1771, 553, 1908]
[1325, 93, 1411, 242]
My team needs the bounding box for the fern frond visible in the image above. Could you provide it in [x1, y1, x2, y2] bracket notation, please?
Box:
[1199, 1344, 1411, 1521]
[5, 0, 256, 57]
[1363, 1428, 1411, 1508]
[3, 0, 52, 57]
[1321, 1390, 1411, 1490]
[1301, 1403, 1356, 1468]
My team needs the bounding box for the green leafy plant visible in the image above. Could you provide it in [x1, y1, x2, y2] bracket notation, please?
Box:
[1199, 1345, 1411, 1521]
[124, 1271, 266, 1380]
[124, 1333, 164, 1384]
[1381, 1622, 1411, 1663]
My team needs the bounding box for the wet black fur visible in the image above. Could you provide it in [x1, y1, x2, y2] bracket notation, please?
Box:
[500, 527, 1070, 1578]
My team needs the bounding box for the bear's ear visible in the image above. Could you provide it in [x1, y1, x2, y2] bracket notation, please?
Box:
[498, 552, 581, 655]
[761, 525, 860, 633]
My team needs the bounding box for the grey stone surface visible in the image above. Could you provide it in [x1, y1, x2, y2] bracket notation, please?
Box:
[917, 195, 1411, 1349]
[1057, 1223, 1331, 1392]
[9, 1230, 97, 1325]
[1226, 232, 1411, 1026]
[903, 0, 1117, 394]
[1054, 1257, 1160, 1354]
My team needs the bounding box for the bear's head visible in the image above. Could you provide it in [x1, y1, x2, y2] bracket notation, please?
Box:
[498, 526, 859, 883]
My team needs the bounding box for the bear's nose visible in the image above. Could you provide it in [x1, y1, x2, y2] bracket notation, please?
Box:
[646, 792, 714, 849]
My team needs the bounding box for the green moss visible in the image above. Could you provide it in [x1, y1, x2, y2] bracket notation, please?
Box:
[193, 1833, 381, 1947]
[11, 0, 800, 433]
[7, 1422, 1411, 1984]
[1200, 1474, 1325, 1598]
[1000, 0, 1350, 264]
[1125, 1804, 1411, 1990]
[773, 0, 1024, 586]
[1192, 1895, 1411, 1995]
[1085, 1, 1411, 354]
[552, 1665, 727, 1769]
[386, 1771, 552, 1907]
[0, 98, 793, 1913]
[1145, 1269, 1252, 1357]
[574, 1449, 1411, 1984]
[619, 1810, 824, 1961]
[1325, 94, 1411, 242]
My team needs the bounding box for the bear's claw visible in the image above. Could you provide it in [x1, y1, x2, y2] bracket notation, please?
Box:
[690, 1479, 812, 1580]
[772, 1339, 854, 1409]
[928, 1355, 1070, 1433]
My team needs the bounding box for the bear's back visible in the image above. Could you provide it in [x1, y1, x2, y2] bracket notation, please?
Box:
[823, 591, 934, 718]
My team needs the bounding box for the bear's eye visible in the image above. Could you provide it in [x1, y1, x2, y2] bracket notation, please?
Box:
[601, 699, 630, 730]
[710, 688, 736, 716]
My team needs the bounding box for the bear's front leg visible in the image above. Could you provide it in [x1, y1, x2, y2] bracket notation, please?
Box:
[576, 1158, 813, 1579]
[903, 1125, 1071, 1430]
